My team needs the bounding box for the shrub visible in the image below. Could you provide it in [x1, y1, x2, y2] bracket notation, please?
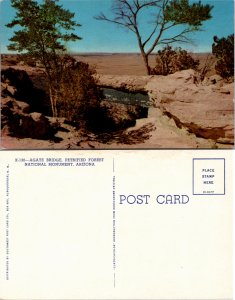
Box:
[197, 54, 216, 81]
[212, 34, 234, 79]
[152, 46, 199, 75]
[54, 56, 101, 127]
[87, 101, 148, 133]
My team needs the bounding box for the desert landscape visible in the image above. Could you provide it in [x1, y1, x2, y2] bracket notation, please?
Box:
[76, 53, 217, 76]
[1, 53, 234, 149]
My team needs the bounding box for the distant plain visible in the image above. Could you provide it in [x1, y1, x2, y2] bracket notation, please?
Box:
[74, 53, 216, 76]
[2, 53, 216, 76]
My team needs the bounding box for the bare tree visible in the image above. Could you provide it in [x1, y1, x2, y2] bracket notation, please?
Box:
[96, 0, 213, 75]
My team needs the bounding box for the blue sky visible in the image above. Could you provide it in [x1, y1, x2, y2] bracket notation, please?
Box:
[0, 0, 234, 53]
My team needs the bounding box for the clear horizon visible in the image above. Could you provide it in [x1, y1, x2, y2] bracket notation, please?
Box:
[1, 51, 216, 55]
[0, 0, 234, 54]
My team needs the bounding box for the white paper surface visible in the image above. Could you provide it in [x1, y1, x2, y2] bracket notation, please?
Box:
[0, 149, 232, 299]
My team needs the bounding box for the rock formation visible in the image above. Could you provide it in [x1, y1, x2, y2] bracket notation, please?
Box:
[1, 66, 234, 149]
[1, 69, 56, 141]
[96, 69, 234, 146]
[1, 67, 148, 148]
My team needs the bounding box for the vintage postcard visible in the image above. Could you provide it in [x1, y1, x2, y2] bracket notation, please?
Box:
[0, 0, 234, 299]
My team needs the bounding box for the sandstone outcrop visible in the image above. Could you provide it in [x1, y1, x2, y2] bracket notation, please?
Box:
[1, 67, 148, 147]
[1, 66, 234, 149]
[1, 69, 56, 141]
[96, 70, 234, 145]
[1, 67, 50, 114]
[96, 74, 149, 92]
[1, 97, 55, 139]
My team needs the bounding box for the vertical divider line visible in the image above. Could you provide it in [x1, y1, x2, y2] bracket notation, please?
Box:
[5, 163, 10, 281]
[112, 158, 116, 288]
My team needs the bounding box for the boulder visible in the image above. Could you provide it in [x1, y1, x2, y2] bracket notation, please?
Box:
[1, 97, 24, 133]
[1, 67, 50, 114]
[1, 82, 17, 97]
[1, 68, 34, 99]
[15, 100, 30, 114]
[18, 112, 52, 139]
[1, 97, 54, 140]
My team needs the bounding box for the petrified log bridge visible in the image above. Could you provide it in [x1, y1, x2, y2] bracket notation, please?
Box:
[96, 70, 234, 145]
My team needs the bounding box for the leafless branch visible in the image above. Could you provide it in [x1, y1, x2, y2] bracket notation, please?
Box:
[142, 7, 163, 48]
[95, 13, 136, 32]
[146, 21, 165, 55]
[159, 36, 192, 45]
[135, 0, 162, 11]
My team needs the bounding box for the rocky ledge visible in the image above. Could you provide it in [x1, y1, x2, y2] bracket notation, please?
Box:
[1, 67, 150, 149]
[96, 69, 234, 145]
